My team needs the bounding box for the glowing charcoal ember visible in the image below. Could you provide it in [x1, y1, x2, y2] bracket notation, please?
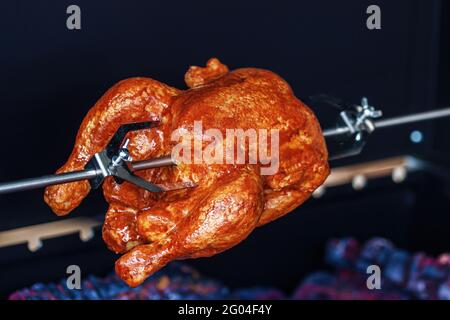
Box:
[438, 279, 450, 300]
[355, 238, 394, 273]
[295, 238, 450, 300]
[292, 271, 409, 300]
[406, 254, 441, 300]
[325, 238, 360, 268]
[384, 250, 410, 285]
[8, 239, 450, 300]
[9, 263, 229, 300]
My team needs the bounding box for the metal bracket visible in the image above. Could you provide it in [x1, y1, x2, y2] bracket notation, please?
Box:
[85, 120, 164, 192]
[319, 97, 383, 160]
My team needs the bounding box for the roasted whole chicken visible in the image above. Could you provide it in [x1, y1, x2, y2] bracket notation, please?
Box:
[44, 58, 329, 287]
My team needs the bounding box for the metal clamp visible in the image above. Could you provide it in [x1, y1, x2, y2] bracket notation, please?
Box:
[85, 121, 164, 192]
[0, 119, 195, 195]
[327, 97, 382, 160]
[340, 97, 382, 135]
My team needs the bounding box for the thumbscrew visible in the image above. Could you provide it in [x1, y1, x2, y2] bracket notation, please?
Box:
[110, 139, 133, 168]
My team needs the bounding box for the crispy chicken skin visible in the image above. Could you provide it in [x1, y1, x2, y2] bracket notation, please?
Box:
[44, 58, 329, 287]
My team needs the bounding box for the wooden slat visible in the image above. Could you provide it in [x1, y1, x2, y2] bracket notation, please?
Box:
[324, 156, 417, 187]
[0, 217, 101, 251]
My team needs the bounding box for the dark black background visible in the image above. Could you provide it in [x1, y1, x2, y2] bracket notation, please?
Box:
[0, 0, 449, 297]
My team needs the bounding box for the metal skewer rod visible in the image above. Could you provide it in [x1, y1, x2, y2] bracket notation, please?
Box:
[129, 155, 174, 171]
[323, 107, 450, 137]
[0, 156, 177, 195]
[0, 169, 98, 194]
[1, 107, 450, 195]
